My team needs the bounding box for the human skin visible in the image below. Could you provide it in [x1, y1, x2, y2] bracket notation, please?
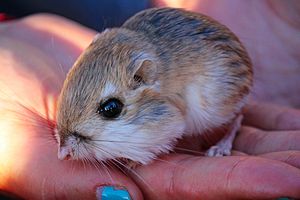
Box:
[0, 1, 300, 199]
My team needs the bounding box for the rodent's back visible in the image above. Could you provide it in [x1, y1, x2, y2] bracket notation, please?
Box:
[122, 7, 249, 63]
[123, 7, 252, 96]
[123, 8, 253, 131]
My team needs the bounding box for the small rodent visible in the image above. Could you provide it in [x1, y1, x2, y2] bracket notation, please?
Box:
[55, 7, 253, 165]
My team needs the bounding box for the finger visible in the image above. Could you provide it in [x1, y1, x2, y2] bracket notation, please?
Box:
[45, 162, 143, 200]
[243, 102, 300, 130]
[10, 145, 143, 200]
[132, 154, 300, 200]
[234, 126, 300, 154]
[258, 151, 300, 169]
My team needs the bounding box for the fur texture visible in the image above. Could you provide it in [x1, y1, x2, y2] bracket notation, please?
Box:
[56, 8, 252, 164]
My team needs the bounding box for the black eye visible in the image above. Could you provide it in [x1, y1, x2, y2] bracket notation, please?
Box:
[97, 98, 123, 119]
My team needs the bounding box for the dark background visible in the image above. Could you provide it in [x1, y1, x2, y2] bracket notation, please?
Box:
[0, 0, 151, 30]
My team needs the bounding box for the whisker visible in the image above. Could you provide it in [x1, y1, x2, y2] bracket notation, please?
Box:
[90, 139, 155, 144]
[88, 140, 202, 169]
[96, 157, 114, 184]
[90, 157, 104, 177]
[5, 106, 54, 128]
[76, 145, 87, 173]
[112, 158, 154, 193]
[70, 158, 76, 177]
[153, 157, 182, 167]
[87, 143, 150, 186]
[82, 143, 105, 177]
[109, 160, 128, 176]
[173, 147, 205, 156]
[86, 143, 153, 192]
[83, 143, 115, 183]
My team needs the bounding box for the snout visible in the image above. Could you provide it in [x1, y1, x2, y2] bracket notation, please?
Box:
[58, 145, 73, 160]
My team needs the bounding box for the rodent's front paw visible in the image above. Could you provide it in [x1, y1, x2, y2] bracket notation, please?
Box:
[205, 145, 232, 157]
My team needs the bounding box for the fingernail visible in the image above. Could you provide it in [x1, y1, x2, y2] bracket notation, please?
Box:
[277, 198, 293, 200]
[96, 186, 131, 200]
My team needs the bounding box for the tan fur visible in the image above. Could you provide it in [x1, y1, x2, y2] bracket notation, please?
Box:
[56, 8, 252, 164]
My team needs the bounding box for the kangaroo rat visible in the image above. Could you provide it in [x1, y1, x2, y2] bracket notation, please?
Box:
[55, 7, 252, 165]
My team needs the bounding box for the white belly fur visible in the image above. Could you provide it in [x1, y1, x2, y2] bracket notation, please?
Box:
[183, 79, 247, 135]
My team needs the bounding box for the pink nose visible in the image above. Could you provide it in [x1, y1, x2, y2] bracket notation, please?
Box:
[58, 146, 73, 160]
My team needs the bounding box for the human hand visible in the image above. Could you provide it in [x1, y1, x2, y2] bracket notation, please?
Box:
[127, 2, 300, 198]
[0, 8, 299, 200]
[0, 14, 143, 199]
[131, 102, 300, 199]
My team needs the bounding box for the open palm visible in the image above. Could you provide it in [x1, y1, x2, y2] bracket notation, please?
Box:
[0, 13, 299, 200]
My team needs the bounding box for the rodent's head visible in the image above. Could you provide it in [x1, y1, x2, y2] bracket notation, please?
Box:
[55, 29, 184, 165]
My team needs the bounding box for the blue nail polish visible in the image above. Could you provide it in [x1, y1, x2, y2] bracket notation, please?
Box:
[277, 198, 292, 200]
[97, 186, 131, 200]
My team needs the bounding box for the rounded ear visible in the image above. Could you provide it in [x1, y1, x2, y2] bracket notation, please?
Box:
[131, 53, 157, 89]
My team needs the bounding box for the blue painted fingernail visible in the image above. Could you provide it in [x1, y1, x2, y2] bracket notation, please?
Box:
[96, 186, 131, 200]
[277, 198, 292, 200]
